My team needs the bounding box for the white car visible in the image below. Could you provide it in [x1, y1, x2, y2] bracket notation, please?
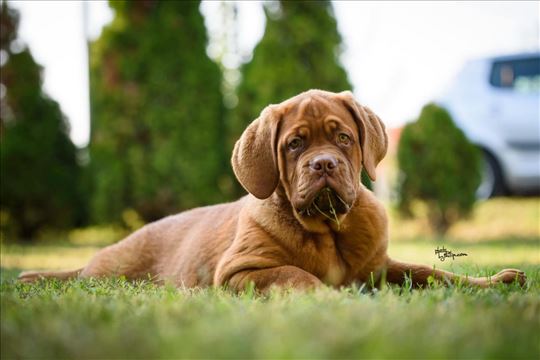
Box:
[438, 52, 540, 198]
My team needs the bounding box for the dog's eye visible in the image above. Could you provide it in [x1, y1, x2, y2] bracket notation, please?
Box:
[288, 137, 303, 151]
[338, 133, 351, 145]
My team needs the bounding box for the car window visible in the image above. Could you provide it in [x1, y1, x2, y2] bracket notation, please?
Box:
[490, 57, 540, 93]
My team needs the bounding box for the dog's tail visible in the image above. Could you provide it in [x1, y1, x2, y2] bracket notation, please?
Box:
[18, 268, 83, 283]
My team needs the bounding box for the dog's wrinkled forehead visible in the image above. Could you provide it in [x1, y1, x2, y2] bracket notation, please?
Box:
[279, 93, 356, 131]
[289, 96, 326, 119]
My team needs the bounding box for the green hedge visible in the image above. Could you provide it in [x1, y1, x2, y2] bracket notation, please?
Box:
[396, 103, 482, 235]
[89, 1, 228, 224]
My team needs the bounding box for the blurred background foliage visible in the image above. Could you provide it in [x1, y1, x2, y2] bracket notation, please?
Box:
[396, 104, 482, 236]
[89, 0, 226, 224]
[0, 2, 85, 240]
[0, 0, 531, 241]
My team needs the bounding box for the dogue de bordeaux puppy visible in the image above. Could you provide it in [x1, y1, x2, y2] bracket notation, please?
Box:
[19, 90, 526, 292]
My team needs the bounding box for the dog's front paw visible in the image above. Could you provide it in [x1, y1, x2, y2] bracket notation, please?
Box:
[492, 268, 526, 286]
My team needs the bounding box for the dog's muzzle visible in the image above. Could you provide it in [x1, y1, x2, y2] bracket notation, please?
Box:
[298, 187, 350, 217]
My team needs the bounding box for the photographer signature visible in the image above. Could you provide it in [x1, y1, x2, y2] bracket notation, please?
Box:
[434, 246, 468, 262]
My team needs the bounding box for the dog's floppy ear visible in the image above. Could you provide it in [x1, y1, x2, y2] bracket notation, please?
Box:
[232, 106, 282, 199]
[337, 91, 388, 181]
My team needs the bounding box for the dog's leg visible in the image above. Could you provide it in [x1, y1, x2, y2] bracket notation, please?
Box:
[17, 247, 136, 283]
[220, 265, 323, 293]
[18, 227, 158, 283]
[384, 258, 526, 288]
[18, 268, 83, 283]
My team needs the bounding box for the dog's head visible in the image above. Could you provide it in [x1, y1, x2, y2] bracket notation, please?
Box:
[232, 90, 387, 230]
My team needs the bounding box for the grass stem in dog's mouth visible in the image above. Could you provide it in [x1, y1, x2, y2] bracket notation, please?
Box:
[309, 187, 343, 229]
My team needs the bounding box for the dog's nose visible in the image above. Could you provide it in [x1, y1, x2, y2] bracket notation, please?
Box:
[309, 155, 338, 175]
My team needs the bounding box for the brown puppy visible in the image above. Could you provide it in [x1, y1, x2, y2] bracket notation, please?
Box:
[19, 90, 525, 291]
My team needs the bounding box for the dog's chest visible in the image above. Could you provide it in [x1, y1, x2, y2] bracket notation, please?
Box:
[309, 234, 347, 286]
[322, 260, 346, 286]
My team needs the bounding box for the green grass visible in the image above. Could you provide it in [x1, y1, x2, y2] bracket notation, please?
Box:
[1, 198, 539, 359]
[1, 269, 538, 359]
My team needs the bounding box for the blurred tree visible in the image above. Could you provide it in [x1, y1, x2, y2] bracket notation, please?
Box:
[89, 0, 227, 224]
[0, 2, 85, 240]
[396, 103, 482, 236]
[230, 1, 370, 195]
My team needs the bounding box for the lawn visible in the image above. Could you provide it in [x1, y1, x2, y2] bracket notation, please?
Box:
[1, 198, 539, 359]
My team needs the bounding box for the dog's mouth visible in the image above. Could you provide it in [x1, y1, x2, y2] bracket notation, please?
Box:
[297, 187, 350, 220]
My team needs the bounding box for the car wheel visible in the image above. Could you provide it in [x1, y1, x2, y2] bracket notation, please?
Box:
[476, 151, 505, 199]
